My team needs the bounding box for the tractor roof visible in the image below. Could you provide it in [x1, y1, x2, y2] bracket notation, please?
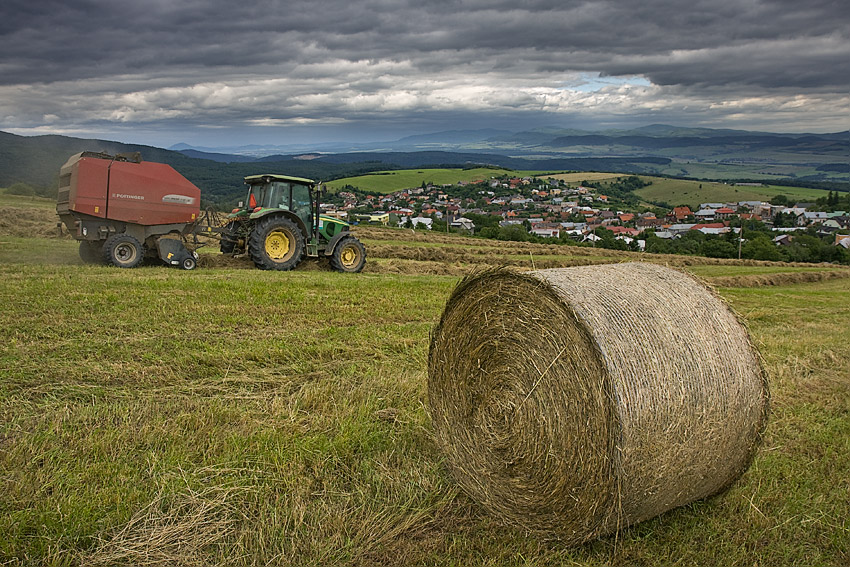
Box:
[244, 174, 316, 185]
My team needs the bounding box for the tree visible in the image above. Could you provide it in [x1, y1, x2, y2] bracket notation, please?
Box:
[498, 224, 530, 242]
[702, 238, 736, 258]
[6, 182, 36, 196]
[772, 211, 796, 228]
[741, 235, 783, 261]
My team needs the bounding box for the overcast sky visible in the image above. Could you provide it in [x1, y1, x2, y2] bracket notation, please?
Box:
[1, 0, 849, 148]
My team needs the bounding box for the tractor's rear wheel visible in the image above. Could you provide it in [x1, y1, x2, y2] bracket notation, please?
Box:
[330, 236, 367, 273]
[248, 216, 304, 271]
[79, 240, 105, 264]
[103, 234, 144, 268]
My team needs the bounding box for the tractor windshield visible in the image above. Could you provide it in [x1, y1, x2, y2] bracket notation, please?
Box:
[247, 182, 291, 210]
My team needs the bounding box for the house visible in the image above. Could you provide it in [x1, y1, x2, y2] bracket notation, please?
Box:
[836, 234, 850, 248]
[669, 206, 693, 222]
[636, 213, 664, 229]
[797, 211, 829, 226]
[530, 223, 561, 238]
[354, 212, 390, 225]
[824, 216, 850, 230]
[653, 230, 676, 239]
[697, 226, 733, 236]
[610, 226, 641, 237]
[450, 217, 476, 234]
[692, 222, 730, 234]
[695, 209, 717, 221]
[409, 216, 433, 230]
[668, 223, 696, 235]
[714, 207, 736, 220]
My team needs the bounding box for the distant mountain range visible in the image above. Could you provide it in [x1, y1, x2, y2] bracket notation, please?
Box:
[1, 124, 847, 206]
[167, 124, 849, 160]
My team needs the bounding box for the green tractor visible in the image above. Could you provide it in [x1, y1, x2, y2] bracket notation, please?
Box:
[220, 174, 366, 272]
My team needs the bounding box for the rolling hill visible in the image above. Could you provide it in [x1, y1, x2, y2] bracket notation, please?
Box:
[1, 125, 847, 208]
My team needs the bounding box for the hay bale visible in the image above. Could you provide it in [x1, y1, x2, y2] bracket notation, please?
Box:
[428, 263, 768, 543]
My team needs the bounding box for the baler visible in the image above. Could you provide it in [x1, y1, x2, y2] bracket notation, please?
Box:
[56, 151, 202, 269]
[56, 151, 367, 272]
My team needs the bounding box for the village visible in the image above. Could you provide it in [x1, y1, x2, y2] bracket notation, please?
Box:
[321, 174, 850, 260]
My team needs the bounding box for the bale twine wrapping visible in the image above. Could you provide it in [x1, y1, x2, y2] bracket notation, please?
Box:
[428, 263, 768, 543]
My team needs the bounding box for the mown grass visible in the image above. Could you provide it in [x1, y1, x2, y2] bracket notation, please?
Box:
[1, 239, 848, 566]
[684, 264, 843, 278]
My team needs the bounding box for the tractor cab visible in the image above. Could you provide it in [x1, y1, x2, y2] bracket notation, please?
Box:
[236, 174, 316, 230]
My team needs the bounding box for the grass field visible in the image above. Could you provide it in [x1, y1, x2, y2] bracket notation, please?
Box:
[0, 193, 56, 209]
[2, 206, 849, 566]
[634, 177, 830, 208]
[544, 172, 623, 184]
[324, 168, 542, 193]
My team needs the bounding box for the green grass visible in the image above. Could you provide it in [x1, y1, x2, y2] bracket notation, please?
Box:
[1, 239, 848, 566]
[634, 176, 830, 208]
[0, 193, 57, 210]
[325, 168, 542, 194]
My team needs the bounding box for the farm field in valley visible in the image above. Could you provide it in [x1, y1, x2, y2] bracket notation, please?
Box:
[1, 203, 848, 566]
[632, 177, 831, 208]
[324, 168, 541, 194]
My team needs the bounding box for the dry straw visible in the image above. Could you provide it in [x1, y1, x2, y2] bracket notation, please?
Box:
[428, 263, 769, 543]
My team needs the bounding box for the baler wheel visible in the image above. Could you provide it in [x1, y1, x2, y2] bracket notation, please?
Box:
[104, 234, 144, 268]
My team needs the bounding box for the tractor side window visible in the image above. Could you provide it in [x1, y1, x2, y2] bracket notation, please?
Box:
[292, 185, 311, 211]
[268, 182, 291, 209]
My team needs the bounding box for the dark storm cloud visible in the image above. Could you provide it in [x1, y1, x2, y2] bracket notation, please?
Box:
[4, 0, 848, 89]
[1, 0, 848, 141]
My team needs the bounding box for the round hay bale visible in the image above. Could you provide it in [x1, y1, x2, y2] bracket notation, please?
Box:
[428, 263, 768, 543]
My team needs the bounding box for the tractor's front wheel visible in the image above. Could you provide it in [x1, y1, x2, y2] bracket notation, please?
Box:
[330, 236, 367, 273]
[103, 234, 144, 268]
[248, 216, 304, 271]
